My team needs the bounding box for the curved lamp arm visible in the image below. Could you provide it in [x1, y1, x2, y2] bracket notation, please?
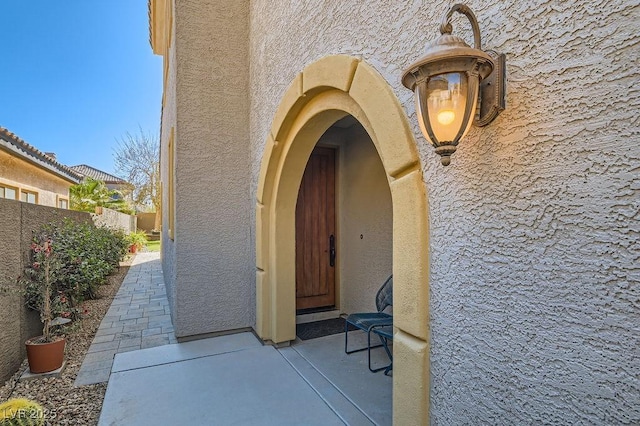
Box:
[439, 3, 482, 50]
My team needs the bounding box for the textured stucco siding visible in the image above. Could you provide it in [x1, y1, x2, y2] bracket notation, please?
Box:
[248, 0, 640, 423]
[0, 150, 72, 207]
[160, 0, 178, 325]
[171, 0, 253, 337]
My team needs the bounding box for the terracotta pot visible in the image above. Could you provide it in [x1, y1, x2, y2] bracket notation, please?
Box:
[25, 337, 65, 373]
[129, 244, 137, 253]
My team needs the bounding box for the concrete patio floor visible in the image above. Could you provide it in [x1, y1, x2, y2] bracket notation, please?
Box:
[99, 331, 392, 425]
[91, 253, 392, 425]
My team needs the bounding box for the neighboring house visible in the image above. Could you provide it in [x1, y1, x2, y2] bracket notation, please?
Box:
[0, 127, 81, 208]
[148, 1, 638, 424]
[70, 164, 134, 203]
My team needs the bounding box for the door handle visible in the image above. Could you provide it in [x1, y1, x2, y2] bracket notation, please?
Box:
[329, 234, 336, 267]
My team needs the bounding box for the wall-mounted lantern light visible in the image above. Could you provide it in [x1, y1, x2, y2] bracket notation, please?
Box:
[402, 4, 506, 166]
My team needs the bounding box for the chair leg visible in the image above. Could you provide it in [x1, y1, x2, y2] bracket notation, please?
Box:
[367, 328, 391, 373]
[380, 334, 392, 360]
[380, 335, 393, 375]
[383, 362, 393, 376]
[344, 320, 349, 354]
[347, 333, 384, 354]
[345, 320, 384, 354]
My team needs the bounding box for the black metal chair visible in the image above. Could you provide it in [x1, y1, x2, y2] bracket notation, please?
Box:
[344, 275, 393, 372]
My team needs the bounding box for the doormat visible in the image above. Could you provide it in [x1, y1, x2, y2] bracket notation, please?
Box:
[296, 317, 357, 341]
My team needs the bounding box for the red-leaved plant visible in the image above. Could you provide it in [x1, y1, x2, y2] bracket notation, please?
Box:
[21, 232, 72, 343]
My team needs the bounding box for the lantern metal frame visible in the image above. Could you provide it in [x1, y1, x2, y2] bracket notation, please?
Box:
[402, 4, 506, 166]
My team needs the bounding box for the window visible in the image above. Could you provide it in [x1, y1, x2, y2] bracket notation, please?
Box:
[0, 185, 18, 200]
[20, 190, 37, 204]
[58, 198, 69, 209]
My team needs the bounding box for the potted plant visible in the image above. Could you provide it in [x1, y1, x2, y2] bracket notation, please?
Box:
[21, 233, 70, 373]
[127, 230, 148, 254]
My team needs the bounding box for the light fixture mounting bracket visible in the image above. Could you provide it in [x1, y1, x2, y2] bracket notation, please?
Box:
[475, 50, 506, 127]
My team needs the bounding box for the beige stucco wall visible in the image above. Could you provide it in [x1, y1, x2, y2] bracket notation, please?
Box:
[0, 150, 72, 207]
[159, 0, 178, 323]
[332, 123, 393, 314]
[160, 0, 253, 337]
[92, 206, 136, 234]
[154, 0, 640, 422]
[248, 0, 640, 423]
[137, 212, 157, 233]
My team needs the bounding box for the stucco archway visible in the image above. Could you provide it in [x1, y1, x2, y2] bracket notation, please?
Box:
[255, 55, 430, 422]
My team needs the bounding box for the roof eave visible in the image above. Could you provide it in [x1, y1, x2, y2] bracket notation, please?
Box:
[149, 0, 168, 55]
[0, 139, 81, 184]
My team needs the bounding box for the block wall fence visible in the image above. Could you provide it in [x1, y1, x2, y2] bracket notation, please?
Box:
[0, 198, 92, 382]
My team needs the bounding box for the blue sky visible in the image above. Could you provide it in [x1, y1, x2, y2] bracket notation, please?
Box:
[1, 1, 162, 176]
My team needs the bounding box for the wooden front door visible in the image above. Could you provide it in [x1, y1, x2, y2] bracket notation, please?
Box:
[295, 147, 336, 311]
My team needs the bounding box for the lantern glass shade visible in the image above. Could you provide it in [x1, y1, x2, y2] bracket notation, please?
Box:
[415, 71, 479, 148]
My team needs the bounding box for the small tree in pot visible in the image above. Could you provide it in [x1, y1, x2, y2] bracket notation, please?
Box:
[21, 232, 71, 373]
[126, 230, 148, 254]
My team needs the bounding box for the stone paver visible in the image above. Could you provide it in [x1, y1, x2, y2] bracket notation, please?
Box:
[75, 252, 176, 386]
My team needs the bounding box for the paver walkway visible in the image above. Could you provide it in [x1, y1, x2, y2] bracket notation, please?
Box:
[75, 252, 176, 386]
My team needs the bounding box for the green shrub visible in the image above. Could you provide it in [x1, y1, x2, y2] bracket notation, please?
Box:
[22, 220, 129, 319]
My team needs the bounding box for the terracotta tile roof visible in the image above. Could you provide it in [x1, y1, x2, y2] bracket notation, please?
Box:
[70, 164, 132, 186]
[0, 126, 82, 184]
[148, 0, 153, 49]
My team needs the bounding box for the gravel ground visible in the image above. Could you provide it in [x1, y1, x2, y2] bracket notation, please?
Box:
[0, 257, 132, 426]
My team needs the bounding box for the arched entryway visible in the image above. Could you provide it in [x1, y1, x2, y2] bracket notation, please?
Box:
[255, 55, 430, 423]
[292, 116, 393, 315]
